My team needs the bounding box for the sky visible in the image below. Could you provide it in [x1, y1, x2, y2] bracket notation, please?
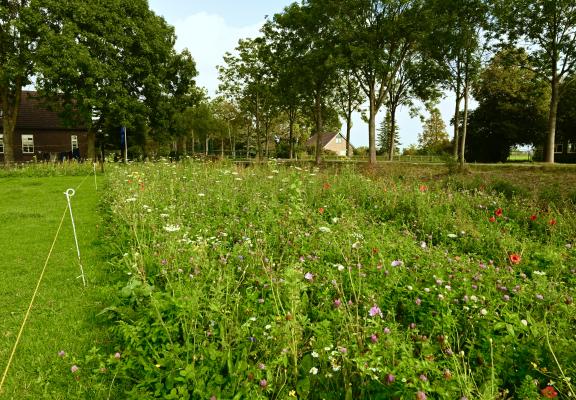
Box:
[147, 0, 465, 149]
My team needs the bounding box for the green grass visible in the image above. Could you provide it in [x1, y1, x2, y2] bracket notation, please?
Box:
[0, 174, 112, 399]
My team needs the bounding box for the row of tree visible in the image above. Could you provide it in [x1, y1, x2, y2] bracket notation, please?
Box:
[214, 0, 576, 165]
[1, 0, 198, 163]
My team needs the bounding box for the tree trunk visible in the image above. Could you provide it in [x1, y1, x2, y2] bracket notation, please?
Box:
[220, 137, 225, 158]
[289, 116, 294, 159]
[264, 121, 269, 158]
[368, 90, 377, 164]
[190, 130, 195, 155]
[87, 126, 96, 161]
[346, 82, 353, 157]
[255, 94, 262, 161]
[453, 64, 462, 159]
[345, 116, 352, 157]
[459, 70, 470, 168]
[246, 126, 251, 159]
[1, 85, 22, 164]
[388, 105, 397, 161]
[179, 136, 187, 156]
[314, 91, 323, 166]
[205, 137, 209, 156]
[545, 73, 560, 164]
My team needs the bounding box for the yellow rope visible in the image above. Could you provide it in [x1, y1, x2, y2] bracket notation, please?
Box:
[0, 174, 93, 392]
[0, 205, 68, 392]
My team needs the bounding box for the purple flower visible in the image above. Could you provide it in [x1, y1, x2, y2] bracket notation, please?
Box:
[58, 350, 66, 357]
[416, 391, 427, 400]
[333, 298, 342, 308]
[259, 379, 268, 388]
[383, 327, 391, 334]
[415, 298, 422, 306]
[339, 347, 348, 354]
[391, 260, 403, 267]
[386, 373, 395, 384]
[304, 272, 314, 281]
[370, 334, 378, 343]
[369, 305, 383, 318]
[71, 365, 79, 373]
[114, 352, 121, 359]
[409, 323, 417, 330]
[419, 374, 428, 382]
[258, 363, 266, 370]
[503, 294, 510, 302]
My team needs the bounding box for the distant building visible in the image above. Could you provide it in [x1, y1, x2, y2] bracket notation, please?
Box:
[533, 138, 576, 163]
[0, 91, 88, 163]
[306, 132, 354, 156]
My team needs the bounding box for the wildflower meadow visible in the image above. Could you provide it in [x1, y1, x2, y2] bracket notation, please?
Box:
[88, 161, 575, 399]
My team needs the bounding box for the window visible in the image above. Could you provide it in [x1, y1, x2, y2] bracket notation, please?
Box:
[71, 135, 78, 151]
[335, 137, 342, 144]
[554, 143, 563, 153]
[22, 134, 34, 154]
[0, 134, 3, 154]
[568, 141, 576, 154]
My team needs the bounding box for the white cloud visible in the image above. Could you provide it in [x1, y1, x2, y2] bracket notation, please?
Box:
[172, 12, 263, 96]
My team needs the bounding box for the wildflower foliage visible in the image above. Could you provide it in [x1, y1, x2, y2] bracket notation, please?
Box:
[100, 162, 576, 399]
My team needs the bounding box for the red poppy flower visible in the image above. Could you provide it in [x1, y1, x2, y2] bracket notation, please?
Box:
[322, 182, 331, 190]
[318, 207, 325, 214]
[530, 214, 537, 221]
[495, 208, 503, 217]
[541, 386, 558, 398]
[489, 216, 496, 223]
[549, 219, 557, 226]
[509, 253, 521, 265]
[419, 185, 428, 192]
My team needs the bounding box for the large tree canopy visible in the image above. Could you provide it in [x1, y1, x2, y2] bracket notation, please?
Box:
[492, 0, 576, 163]
[0, 0, 198, 162]
[466, 49, 549, 162]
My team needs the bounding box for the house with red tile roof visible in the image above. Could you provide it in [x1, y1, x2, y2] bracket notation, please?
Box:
[0, 91, 88, 162]
[305, 132, 354, 156]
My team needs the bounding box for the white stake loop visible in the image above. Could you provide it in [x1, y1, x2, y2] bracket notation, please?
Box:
[64, 188, 86, 286]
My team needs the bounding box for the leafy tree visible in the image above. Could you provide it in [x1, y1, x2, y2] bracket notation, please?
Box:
[218, 37, 274, 160]
[492, 0, 576, 163]
[332, 70, 363, 157]
[272, 1, 340, 165]
[0, 0, 42, 163]
[466, 49, 549, 162]
[418, 106, 451, 155]
[557, 75, 576, 154]
[35, 0, 196, 160]
[377, 111, 400, 155]
[336, 0, 435, 164]
[429, 0, 487, 166]
[262, 19, 308, 159]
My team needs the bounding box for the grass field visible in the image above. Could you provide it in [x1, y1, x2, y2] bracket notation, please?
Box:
[1, 161, 575, 399]
[0, 174, 113, 399]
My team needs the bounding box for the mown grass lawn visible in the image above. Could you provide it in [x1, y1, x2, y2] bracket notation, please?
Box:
[0, 174, 113, 399]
